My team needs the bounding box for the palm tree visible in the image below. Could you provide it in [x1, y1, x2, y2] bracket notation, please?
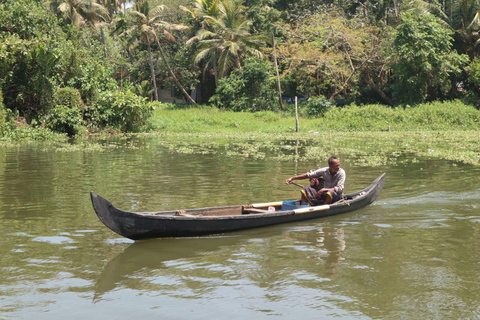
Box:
[97, 0, 121, 19]
[48, 0, 109, 29]
[180, 0, 221, 21]
[125, 1, 196, 103]
[190, 0, 267, 86]
[48, 0, 110, 57]
[450, 0, 480, 57]
[404, 0, 480, 57]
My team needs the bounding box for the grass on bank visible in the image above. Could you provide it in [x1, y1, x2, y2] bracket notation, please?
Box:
[147, 100, 480, 133]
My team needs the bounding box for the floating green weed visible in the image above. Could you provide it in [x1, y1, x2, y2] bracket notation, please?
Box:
[137, 131, 479, 167]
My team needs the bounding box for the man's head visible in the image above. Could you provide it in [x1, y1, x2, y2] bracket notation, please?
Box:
[328, 156, 341, 174]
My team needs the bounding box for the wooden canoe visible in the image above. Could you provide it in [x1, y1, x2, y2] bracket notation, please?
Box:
[91, 173, 385, 240]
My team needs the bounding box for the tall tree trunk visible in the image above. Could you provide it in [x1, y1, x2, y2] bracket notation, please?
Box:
[100, 26, 107, 58]
[366, 75, 394, 105]
[156, 39, 196, 104]
[272, 32, 285, 110]
[147, 42, 159, 101]
[213, 51, 218, 88]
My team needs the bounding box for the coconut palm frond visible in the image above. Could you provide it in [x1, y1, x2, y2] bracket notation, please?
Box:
[129, 10, 147, 22]
[247, 48, 264, 59]
[189, 0, 267, 81]
[186, 35, 199, 45]
[228, 42, 241, 56]
[195, 47, 215, 64]
[149, 4, 167, 18]
[179, 5, 196, 18]
[58, 2, 71, 13]
[466, 11, 480, 32]
[404, 0, 446, 18]
[197, 29, 217, 40]
[163, 30, 176, 43]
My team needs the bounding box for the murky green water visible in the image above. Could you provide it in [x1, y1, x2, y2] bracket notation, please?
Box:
[1, 137, 479, 319]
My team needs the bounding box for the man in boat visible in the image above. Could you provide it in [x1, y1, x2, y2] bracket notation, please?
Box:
[285, 156, 345, 205]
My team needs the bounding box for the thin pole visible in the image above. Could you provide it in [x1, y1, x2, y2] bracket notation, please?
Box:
[295, 96, 299, 132]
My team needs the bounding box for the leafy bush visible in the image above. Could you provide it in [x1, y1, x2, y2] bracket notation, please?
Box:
[466, 57, 480, 89]
[1, 124, 67, 142]
[391, 13, 468, 104]
[316, 100, 479, 131]
[464, 57, 480, 107]
[41, 105, 84, 137]
[407, 100, 480, 129]
[89, 90, 152, 132]
[0, 0, 66, 116]
[210, 57, 277, 112]
[320, 104, 394, 131]
[305, 96, 332, 117]
[39, 87, 86, 136]
[53, 87, 84, 110]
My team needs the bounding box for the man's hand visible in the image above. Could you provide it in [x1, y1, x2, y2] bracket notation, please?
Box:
[315, 188, 330, 199]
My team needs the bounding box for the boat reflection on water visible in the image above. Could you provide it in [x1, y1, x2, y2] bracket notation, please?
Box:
[93, 234, 249, 300]
[283, 220, 347, 279]
[94, 222, 348, 301]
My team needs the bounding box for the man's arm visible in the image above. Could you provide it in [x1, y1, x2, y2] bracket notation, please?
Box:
[285, 173, 308, 184]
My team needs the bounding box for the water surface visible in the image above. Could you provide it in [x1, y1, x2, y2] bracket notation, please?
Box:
[1, 137, 479, 319]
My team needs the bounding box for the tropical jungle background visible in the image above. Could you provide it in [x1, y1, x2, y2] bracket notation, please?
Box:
[1, 0, 480, 137]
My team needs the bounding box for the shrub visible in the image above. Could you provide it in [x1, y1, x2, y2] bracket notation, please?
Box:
[210, 57, 277, 112]
[41, 105, 84, 137]
[315, 100, 480, 131]
[391, 13, 468, 104]
[88, 90, 152, 132]
[305, 96, 332, 117]
[53, 87, 84, 110]
[39, 87, 86, 136]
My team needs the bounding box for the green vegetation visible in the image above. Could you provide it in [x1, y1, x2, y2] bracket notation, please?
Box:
[88, 90, 154, 132]
[142, 101, 479, 167]
[391, 13, 468, 104]
[148, 100, 480, 132]
[0, 0, 479, 148]
[210, 57, 277, 112]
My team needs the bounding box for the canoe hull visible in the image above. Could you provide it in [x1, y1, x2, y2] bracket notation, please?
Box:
[91, 173, 385, 240]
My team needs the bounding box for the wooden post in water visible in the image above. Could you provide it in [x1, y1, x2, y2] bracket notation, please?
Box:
[295, 96, 299, 132]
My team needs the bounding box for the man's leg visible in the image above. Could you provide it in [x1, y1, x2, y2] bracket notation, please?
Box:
[324, 192, 333, 204]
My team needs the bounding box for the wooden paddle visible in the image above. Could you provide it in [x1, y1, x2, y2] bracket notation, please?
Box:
[289, 181, 304, 188]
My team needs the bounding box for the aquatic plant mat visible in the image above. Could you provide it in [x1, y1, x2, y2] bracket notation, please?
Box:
[10, 131, 479, 167]
[133, 131, 479, 167]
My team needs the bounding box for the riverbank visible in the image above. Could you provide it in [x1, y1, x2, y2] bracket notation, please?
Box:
[1, 101, 479, 166]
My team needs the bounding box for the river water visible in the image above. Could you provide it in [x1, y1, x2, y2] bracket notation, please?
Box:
[1, 136, 479, 319]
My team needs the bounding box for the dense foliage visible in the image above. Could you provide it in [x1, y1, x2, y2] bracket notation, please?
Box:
[1, 0, 480, 137]
[391, 13, 468, 104]
[210, 57, 277, 111]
